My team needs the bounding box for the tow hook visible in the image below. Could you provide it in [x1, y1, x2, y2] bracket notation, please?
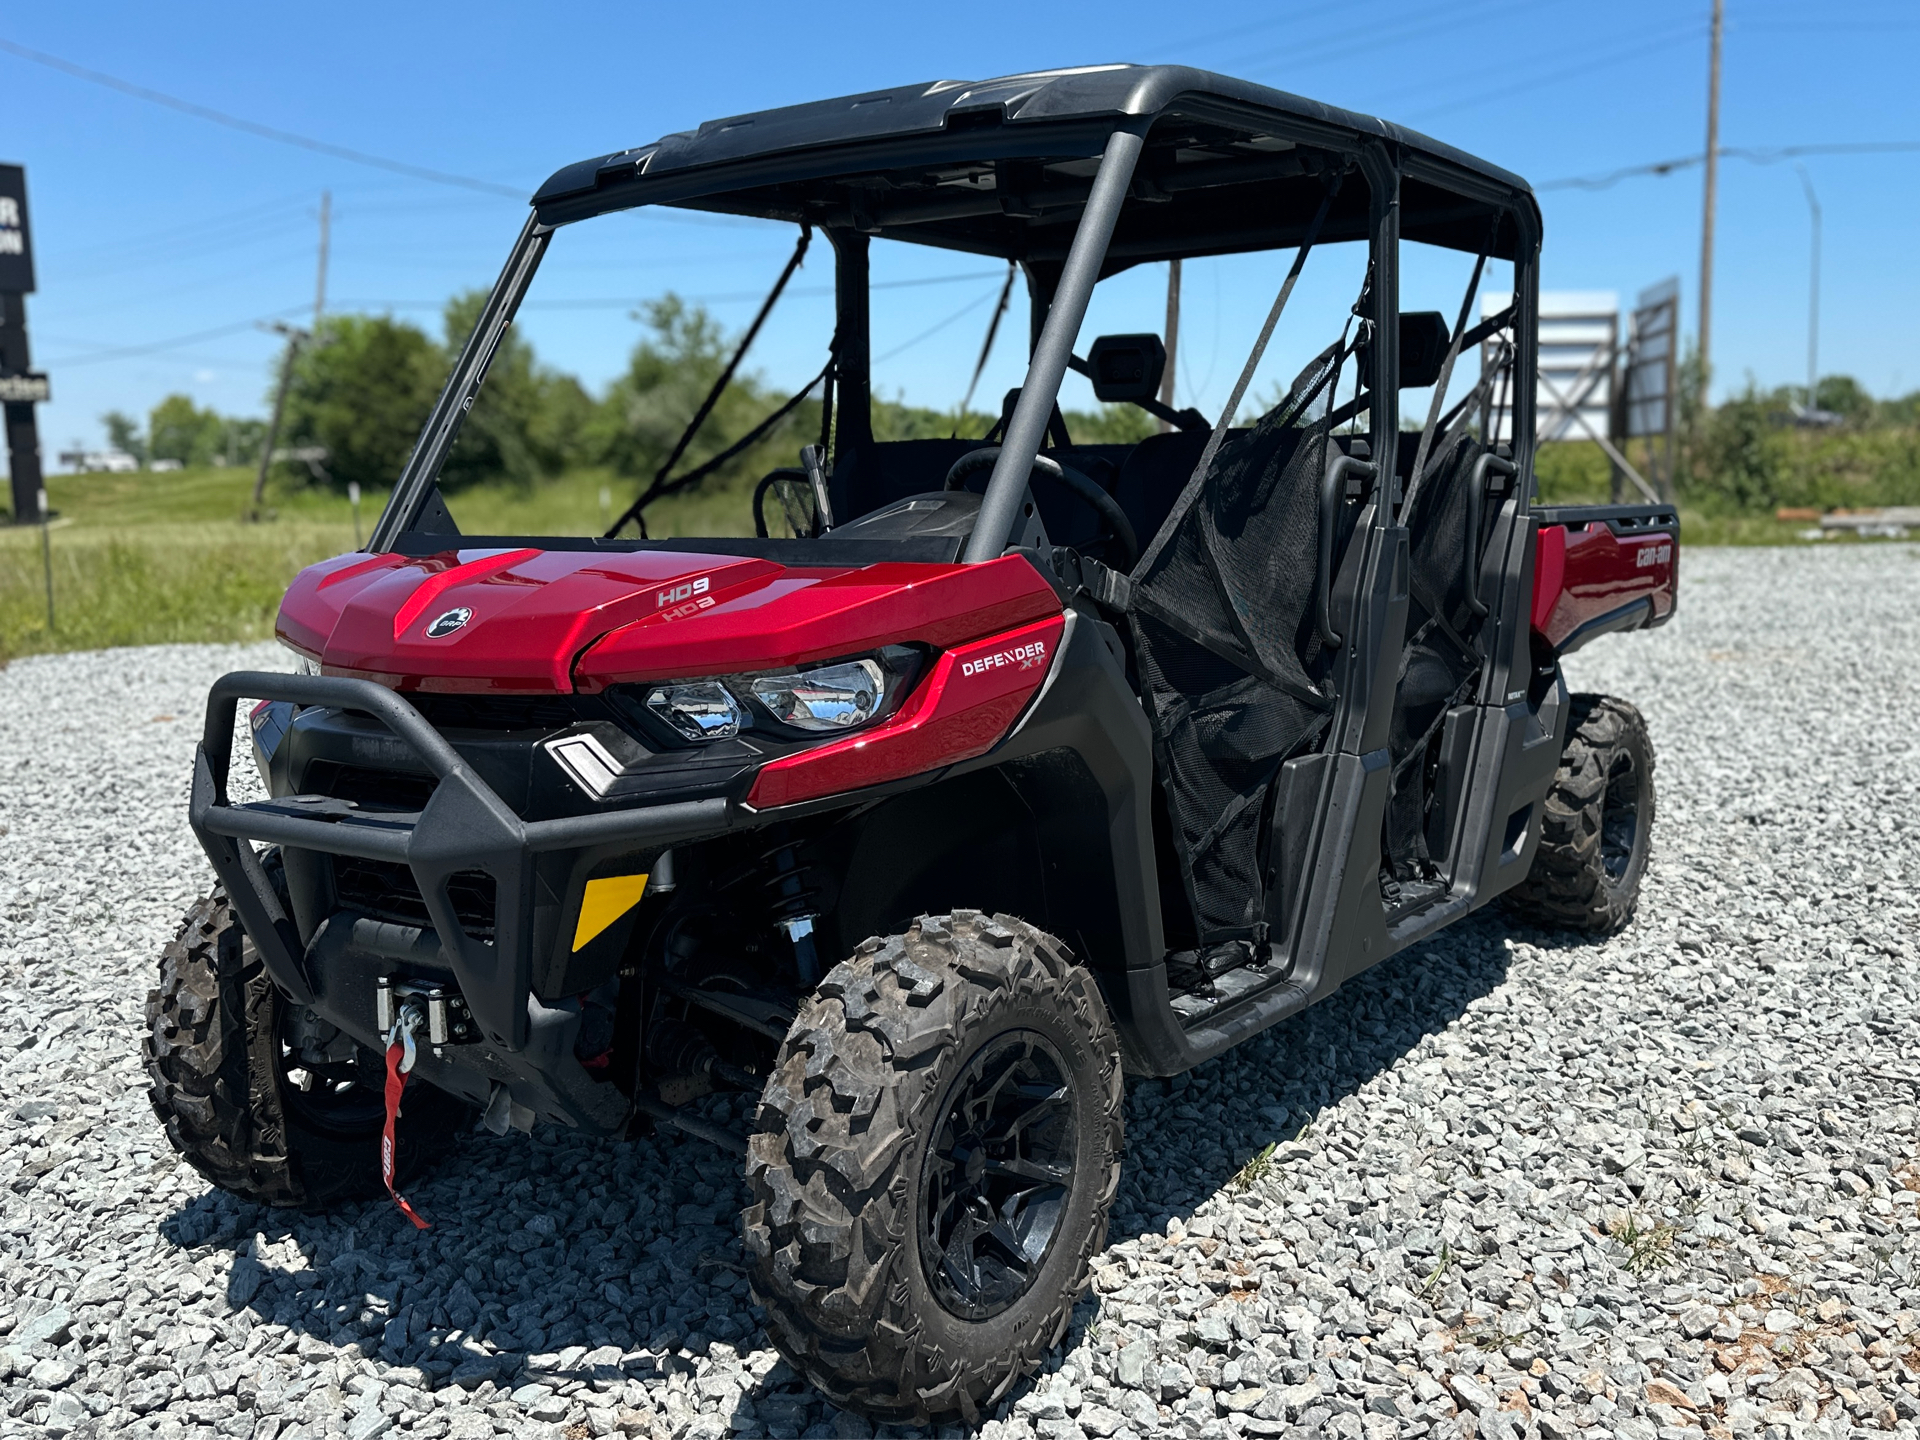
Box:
[378, 1002, 430, 1229]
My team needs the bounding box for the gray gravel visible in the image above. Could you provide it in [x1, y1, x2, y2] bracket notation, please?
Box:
[0, 544, 1917, 1440]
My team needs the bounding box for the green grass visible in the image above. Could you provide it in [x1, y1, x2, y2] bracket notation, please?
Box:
[0, 463, 757, 664]
[1531, 439, 1916, 546]
[0, 443, 1904, 663]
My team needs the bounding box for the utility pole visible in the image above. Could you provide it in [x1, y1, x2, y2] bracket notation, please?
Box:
[1795, 164, 1820, 409]
[250, 321, 308, 518]
[251, 193, 330, 520]
[1697, 0, 1723, 409]
[313, 189, 330, 330]
[1159, 259, 1181, 432]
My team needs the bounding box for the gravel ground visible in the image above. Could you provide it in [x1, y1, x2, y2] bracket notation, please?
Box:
[0, 544, 1917, 1440]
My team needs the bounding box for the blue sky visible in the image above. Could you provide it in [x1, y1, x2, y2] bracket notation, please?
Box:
[7, 0, 1918, 459]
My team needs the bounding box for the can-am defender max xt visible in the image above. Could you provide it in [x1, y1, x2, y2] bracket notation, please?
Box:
[147, 64, 1678, 1422]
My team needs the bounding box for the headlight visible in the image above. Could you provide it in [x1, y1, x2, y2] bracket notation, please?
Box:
[644, 681, 742, 742]
[624, 649, 919, 746]
[750, 659, 885, 732]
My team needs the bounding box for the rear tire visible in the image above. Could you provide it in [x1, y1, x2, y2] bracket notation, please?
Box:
[144, 876, 468, 1209]
[1506, 693, 1655, 933]
[744, 911, 1123, 1424]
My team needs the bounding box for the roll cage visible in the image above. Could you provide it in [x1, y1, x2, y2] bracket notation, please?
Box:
[367, 62, 1543, 561]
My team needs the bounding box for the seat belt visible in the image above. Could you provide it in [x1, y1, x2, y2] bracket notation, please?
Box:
[1402, 247, 1489, 517]
[1131, 170, 1347, 579]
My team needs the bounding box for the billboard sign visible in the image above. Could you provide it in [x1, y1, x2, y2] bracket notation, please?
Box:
[0, 373, 49, 403]
[0, 165, 34, 294]
[1481, 291, 1620, 445]
[1624, 278, 1679, 440]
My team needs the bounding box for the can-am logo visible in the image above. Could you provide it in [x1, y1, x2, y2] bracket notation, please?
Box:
[425, 607, 472, 638]
[1635, 542, 1672, 568]
[657, 576, 710, 608]
[961, 639, 1048, 677]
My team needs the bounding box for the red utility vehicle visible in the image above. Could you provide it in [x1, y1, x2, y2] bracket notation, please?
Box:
[146, 65, 1676, 1422]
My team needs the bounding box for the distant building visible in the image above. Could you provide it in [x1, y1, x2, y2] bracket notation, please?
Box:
[57, 449, 141, 473]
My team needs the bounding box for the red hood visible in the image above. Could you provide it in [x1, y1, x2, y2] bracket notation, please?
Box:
[277, 546, 1060, 693]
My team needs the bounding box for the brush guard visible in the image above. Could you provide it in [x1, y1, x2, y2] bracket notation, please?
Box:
[188, 671, 738, 1129]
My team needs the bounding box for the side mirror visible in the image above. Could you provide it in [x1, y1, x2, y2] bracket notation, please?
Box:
[1085, 334, 1167, 404]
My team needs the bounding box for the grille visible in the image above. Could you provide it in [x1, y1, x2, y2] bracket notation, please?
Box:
[310, 762, 436, 814]
[408, 693, 596, 731]
[333, 857, 497, 941]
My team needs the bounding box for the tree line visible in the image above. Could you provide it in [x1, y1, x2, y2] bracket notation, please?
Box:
[105, 294, 1156, 501]
[111, 300, 1920, 518]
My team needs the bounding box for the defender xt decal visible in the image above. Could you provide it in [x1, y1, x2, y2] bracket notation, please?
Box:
[960, 639, 1048, 677]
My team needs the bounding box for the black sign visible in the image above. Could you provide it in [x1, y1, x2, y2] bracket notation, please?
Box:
[0, 165, 33, 294]
[0, 373, 48, 403]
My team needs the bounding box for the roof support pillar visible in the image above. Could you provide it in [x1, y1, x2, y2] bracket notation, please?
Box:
[965, 125, 1144, 563]
[827, 227, 872, 456]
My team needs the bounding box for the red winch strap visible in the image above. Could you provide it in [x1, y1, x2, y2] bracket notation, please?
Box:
[382, 1042, 431, 1230]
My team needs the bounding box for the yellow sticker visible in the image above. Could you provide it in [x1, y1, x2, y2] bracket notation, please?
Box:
[571, 873, 649, 952]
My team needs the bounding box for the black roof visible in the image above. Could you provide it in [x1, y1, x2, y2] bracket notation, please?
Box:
[532, 64, 1538, 265]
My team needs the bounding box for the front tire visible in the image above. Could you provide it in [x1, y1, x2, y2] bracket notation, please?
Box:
[744, 912, 1123, 1424]
[144, 879, 468, 1209]
[1506, 693, 1655, 933]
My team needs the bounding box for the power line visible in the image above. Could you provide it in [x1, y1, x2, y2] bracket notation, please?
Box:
[42, 307, 313, 367]
[1241, 0, 1566, 79]
[1403, 23, 1706, 122]
[39, 269, 1011, 367]
[0, 36, 528, 199]
[1540, 141, 1920, 191]
[872, 285, 1003, 365]
[329, 269, 1009, 311]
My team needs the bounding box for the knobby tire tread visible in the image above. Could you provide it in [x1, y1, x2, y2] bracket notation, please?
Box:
[144, 880, 463, 1210]
[743, 910, 1123, 1424]
[1505, 693, 1655, 933]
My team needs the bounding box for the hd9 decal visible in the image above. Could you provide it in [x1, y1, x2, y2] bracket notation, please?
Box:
[657, 576, 710, 608]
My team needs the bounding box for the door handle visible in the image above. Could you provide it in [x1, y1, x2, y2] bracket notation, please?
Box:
[1319, 453, 1378, 648]
[1465, 452, 1518, 618]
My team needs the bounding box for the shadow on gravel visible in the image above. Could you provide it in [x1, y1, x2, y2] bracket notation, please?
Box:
[155, 1118, 777, 1413]
[1102, 910, 1576, 1246]
[144, 909, 1596, 1434]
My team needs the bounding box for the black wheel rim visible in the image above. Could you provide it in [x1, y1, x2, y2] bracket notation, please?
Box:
[1600, 752, 1641, 881]
[918, 1030, 1078, 1321]
[277, 1008, 387, 1137]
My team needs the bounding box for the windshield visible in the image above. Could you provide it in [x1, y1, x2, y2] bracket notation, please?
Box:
[402, 202, 1371, 551]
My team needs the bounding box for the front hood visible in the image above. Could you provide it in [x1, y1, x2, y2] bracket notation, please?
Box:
[277, 546, 1058, 693]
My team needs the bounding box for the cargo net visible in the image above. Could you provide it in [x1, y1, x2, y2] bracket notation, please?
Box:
[1126, 343, 1348, 973]
[1383, 436, 1489, 892]
[1382, 332, 1515, 901]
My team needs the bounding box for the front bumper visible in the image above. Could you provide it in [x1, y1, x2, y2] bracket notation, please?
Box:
[190, 671, 738, 1133]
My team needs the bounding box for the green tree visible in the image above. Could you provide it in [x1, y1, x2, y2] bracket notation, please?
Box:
[870, 395, 991, 442]
[147, 394, 225, 467]
[1690, 384, 1786, 511]
[1065, 404, 1158, 445]
[591, 295, 807, 488]
[281, 314, 443, 491]
[1813, 374, 1872, 422]
[213, 416, 268, 467]
[101, 410, 146, 463]
[1880, 389, 1920, 427]
[438, 291, 593, 489]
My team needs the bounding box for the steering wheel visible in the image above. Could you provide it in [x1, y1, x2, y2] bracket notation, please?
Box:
[943, 447, 1139, 570]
